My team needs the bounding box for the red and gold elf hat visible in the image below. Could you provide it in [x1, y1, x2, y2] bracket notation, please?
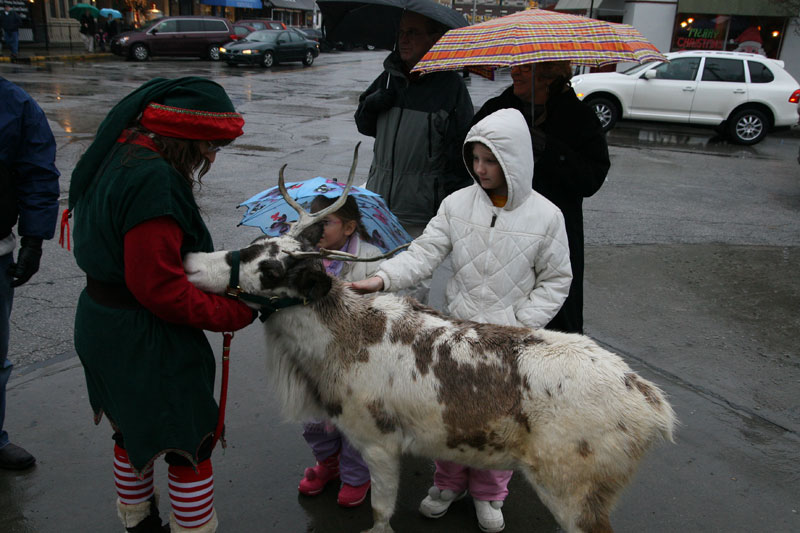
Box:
[140, 81, 244, 140]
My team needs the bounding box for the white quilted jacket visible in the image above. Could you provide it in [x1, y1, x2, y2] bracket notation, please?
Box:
[377, 108, 572, 328]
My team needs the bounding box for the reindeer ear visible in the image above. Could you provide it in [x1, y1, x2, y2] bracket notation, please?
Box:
[297, 221, 325, 251]
[296, 266, 332, 301]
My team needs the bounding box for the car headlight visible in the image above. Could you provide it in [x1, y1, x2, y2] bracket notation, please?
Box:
[571, 77, 583, 86]
[119, 36, 129, 44]
[242, 49, 254, 55]
[219, 47, 226, 53]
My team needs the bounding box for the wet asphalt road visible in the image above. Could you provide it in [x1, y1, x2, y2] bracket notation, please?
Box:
[1, 52, 799, 532]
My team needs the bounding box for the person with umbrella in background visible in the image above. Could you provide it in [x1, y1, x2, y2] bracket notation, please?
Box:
[106, 13, 119, 42]
[472, 60, 610, 335]
[354, 9, 473, 240]
[79, 8, 96, 53]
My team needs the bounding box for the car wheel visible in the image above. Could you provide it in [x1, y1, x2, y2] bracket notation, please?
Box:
[131, 44, 148, 62]
[302, 50, 314, 66]
[208, 46, 221, 61]
[586, 96, 618, 131]
[262, 51, 274, 68]
[727, 108, 768, 145]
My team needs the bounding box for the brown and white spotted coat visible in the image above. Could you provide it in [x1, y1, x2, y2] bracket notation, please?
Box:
[184, 227, 676, 533]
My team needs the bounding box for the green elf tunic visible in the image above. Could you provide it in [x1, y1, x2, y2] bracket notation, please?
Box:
[73, 140, 222, 473]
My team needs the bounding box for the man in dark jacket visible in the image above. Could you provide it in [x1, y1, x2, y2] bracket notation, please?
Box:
[355, 11, 473, 238]
[0, 77, 60, 470]
[79, 9, 96, 52]
[472, 61, 610, 334]
[1, 4, 22, 59]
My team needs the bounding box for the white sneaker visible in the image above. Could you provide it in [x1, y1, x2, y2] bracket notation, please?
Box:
[474, 499, 505, 532]
[418, 486, 467, 518]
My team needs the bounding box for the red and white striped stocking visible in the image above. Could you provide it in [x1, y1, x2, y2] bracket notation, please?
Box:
[114, 444, 154, 505]
[168, 459, 215, 529]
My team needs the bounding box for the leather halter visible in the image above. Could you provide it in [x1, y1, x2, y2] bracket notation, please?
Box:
[225, 250, 306, 321]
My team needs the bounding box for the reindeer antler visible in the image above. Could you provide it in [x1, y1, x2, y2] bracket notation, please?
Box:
[281, 142, 361, 237]
[289, 243, 410, 262]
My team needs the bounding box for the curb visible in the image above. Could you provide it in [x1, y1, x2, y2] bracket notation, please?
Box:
[0, 52, 115, 63]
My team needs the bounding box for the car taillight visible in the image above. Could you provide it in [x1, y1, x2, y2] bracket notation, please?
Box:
[790, 89, 800, 104]
[230, 34, 239, 40]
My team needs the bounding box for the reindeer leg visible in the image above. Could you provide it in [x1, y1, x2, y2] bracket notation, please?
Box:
[358, 442, 401, 533]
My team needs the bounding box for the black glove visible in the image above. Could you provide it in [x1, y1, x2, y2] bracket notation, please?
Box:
[363, 88, 396, 113]
[8, 237, 43, 287]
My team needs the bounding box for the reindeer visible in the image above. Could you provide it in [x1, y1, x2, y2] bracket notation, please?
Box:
[184, 146, 676, 533]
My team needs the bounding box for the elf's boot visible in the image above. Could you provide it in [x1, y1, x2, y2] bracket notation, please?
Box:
[117, 493, 169, 532]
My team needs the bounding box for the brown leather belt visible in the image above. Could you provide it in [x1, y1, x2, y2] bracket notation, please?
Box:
[85, 277, 142, 310]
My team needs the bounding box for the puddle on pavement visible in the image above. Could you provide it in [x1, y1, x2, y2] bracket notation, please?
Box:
[608, 127, 762, 157]
[232, 144, 279, 152]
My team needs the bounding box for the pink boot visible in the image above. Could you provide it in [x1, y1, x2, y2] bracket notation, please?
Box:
[298, 454, 340, 496]
[337, 480, 371, 507]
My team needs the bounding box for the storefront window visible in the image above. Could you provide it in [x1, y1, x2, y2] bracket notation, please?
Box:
[672, 13, 787, 59]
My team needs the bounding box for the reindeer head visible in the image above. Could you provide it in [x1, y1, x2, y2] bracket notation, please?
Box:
[185, 144, 363, 305]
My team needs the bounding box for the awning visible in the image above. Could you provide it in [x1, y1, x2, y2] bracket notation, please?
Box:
[554, 0, 624, 16]
[554, 0, 591, 10]
[201, 0, 262, 8]
[677, 0, 792, 17]
[265, 0, 316, 10]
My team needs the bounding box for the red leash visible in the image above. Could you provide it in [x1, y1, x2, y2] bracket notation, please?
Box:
[213, 332, 233, 448]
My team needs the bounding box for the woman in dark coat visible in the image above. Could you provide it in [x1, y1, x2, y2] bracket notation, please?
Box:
[472, 61, 610, 334]
[70, 77, 255, 533]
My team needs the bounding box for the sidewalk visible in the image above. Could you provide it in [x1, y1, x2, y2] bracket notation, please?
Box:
[0, 43, 114, 63]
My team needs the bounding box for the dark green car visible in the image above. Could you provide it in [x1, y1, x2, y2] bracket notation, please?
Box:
[220, 29, 319, 68]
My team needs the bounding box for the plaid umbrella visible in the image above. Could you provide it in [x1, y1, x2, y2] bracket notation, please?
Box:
[412, 8, 666, 78]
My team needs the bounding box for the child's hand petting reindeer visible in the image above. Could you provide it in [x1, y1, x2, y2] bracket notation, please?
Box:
[347, 276, 384, 294]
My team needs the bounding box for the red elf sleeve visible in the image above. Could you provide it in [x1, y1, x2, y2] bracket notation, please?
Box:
[124, 216, 255, 332]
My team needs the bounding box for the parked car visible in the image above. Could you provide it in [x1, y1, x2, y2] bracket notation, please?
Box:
[110, 16, 237, 61]
[233, 23, 257, 39]
[235, 19, 286, 31]
[291, 27, 333, 53]
[571, 50, 800, 145]
[220, 29, 319, 68]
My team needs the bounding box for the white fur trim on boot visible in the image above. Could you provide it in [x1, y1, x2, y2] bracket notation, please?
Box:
[474, 499, 505, 533]
[117, 491, 159, 529]
[169, 510, 218, 533]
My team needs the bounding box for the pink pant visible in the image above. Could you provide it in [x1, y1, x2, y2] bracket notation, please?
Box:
[433, 460, 513, 501]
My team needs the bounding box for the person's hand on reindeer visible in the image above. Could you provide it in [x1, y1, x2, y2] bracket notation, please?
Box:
[348, 276, 384, 294]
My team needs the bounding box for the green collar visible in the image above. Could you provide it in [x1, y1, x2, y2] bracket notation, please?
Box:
[225, 250, 306, 322]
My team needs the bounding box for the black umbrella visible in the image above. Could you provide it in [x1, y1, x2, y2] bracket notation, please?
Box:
[317, 0, 468, 51]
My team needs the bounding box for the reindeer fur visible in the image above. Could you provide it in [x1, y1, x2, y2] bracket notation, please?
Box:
[185, 229, 676, 533]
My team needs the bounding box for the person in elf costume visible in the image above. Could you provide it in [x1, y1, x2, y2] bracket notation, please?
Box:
[69, 77, 256, 533]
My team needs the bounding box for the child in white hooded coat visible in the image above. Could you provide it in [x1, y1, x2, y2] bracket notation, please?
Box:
[351, 108, 572, 532]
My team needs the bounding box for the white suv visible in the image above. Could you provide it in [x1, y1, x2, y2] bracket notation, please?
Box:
[571, 50, 800, 145]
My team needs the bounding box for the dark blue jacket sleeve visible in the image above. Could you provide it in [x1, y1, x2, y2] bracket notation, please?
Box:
[1, 79, 61, 240]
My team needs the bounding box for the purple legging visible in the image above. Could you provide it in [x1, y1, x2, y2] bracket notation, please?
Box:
[433, 460, 513, 501]
[302, 421, 370, 486]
